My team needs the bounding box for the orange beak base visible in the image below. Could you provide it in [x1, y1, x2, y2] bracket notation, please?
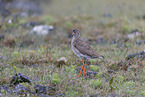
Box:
[72, 32, 75, 35]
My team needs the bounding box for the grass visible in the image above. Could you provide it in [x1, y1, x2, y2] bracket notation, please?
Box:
[0, 0, 145, 96]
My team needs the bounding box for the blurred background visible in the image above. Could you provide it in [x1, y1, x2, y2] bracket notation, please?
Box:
[1, 0, 145, 47]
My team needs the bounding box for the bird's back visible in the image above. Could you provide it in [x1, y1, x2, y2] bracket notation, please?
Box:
[72, 37, 104, 59]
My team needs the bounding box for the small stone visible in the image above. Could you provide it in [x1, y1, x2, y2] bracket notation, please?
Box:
[86, 71, 97, 78]
[96, 37, 106, 44]
[103, 13, 112, 18]
[2, 85, 11, 92]
[110, 41, 117, 45]
[136, 40, 145, 45]
[55, 57, 67, 67]
[57, 57, 67, 63]
[126, 32, 141, 39]
[13, 84, 29, 96]
[140, 50, 145, 55]
[130, 29, 139, 33]
[126, 52, 140, 60]
[34, 84, 47, 94]
[30, 25, 54, 35]
[126, 50, 145, 60]
[10, 73, 32, 85]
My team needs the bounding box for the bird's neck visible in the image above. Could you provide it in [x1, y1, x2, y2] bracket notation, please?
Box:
[73, 35, 80, 40]
[72, 36, 79, 44]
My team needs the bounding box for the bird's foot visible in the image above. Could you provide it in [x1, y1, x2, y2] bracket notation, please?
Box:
[77, 74, 82, 77]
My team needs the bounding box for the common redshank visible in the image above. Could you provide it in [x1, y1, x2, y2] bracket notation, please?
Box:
[71, 28, 104, 77]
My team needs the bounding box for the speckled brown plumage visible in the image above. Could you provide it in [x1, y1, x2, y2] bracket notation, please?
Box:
[73, 37, 103, 59]
[71, 28, 104, 77]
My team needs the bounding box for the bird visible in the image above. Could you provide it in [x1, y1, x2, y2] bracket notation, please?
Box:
[71, 28, 104, 77]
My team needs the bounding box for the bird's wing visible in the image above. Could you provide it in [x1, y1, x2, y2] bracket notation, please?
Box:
[73, 38, 101, 58]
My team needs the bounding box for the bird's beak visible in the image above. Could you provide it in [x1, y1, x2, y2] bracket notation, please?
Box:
[72, 32, 75, 35]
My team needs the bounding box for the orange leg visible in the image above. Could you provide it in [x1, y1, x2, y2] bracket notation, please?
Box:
[83, 60, 86, 77]
[77, 59, 85, 77]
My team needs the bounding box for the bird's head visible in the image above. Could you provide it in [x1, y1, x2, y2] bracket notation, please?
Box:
[72, 28, 80, 37]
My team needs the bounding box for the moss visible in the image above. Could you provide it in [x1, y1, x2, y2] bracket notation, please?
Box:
[116, 75, 124, 82]
[141, 90, 145, 96]
[90, 79, 102, 88]
[128, 90, 135, 95]
[89, 65, 99, 71]
[13, 66, 17, 72]
[96, 72, 102, 78]
[51, 73, 60, 84]
[123, 81, 135, 89]
[12, 51, 19, 57]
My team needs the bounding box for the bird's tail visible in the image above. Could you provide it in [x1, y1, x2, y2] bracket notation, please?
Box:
[99, 55, 104, 59]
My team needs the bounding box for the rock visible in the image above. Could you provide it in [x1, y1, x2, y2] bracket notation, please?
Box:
[1, 85, 11, 92]
[34, 84, 56, 95]
[108, 93, 119, 97]
[13, 84, 30, 96]
[57, 57, 67, 63]
[86, 71, 97, 78]
[110, 41, 117, 45]
[34, 84, 47, 94]
[140, 50, 145, 55]
[0, 85, 11, 95]
[126, 32, 141, 39]
[103, 13, 112, 18]
[130, 29, 139, 33]
[126, 52, 140, 60]
[26, 22, 40, 28]
[96, 37, 106, 44]
[10, 73, 32, 85]
[126, 50, 145, 60]
[90, 94, 101, 97]
[136, 40, 145, 45]
[30, 25, 54, 35]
